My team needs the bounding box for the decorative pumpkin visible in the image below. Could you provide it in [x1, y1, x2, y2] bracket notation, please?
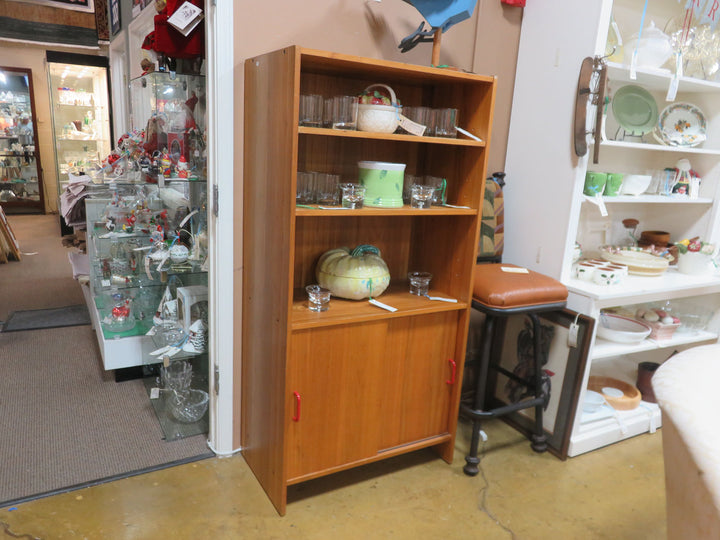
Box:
[316, 245, 391, 300]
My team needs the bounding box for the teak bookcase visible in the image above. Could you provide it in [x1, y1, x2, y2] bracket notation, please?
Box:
[242, 46, 496, 514]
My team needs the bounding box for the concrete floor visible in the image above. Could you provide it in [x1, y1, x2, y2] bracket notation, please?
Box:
[0, 417, 665, 539]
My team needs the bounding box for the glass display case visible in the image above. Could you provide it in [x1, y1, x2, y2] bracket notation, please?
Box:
[0, 66, 45, 212]
[130, 72, 206, 181]
[47, 55, 112, 204]
[80, 70, 208, 440]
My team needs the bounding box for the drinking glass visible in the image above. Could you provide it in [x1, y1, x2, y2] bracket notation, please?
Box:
[306, 284, 331, 312]
[296, 171, 317, 204]
[341, 183, 366, 209]
[408, 272, 433, 296]
[410, 184, 435, 208]
[424, 175, 447, 205]
[331, 96, 358, 130]
[161, 360, 193, 392]
[434, 108, 458, 138]
[402, 106, 431, 135]
[316, 173, 340, 205]
[323, 98, 333, 128]
[403, 174, 422, 204]
[299, 94, 323, 127]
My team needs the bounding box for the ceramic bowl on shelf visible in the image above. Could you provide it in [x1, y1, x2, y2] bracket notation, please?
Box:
[588, 376, 641, 410]
[583, 390, 606, 413]
[599, 246, 671, 276]
[620, 174, 652, 196]
[596, 313, 652, 344]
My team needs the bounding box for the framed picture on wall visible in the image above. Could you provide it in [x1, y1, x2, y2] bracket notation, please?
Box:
[484, 309, 594, 459]
[7, 0, 95, 13]
[109, 0, 120, 35]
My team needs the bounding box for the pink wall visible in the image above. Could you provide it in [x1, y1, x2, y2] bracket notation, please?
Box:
[233, 1, 522, 175]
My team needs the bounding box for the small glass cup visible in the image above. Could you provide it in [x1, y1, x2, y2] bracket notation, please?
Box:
[322, 98, 334, 128]
[299, 94, 323, 127]
[161, 360, 193, 392]
[424, 175, 447, 205]
[331, 96, 358, 130]
[316, 173, 340, 205]
[434, 107, 458, 138]
[410, 184, 435, 208]
[408, 271, 432, 296]
[403, 174, 422, 205]
[297, 171, 317, 204]
[341, 183, 366, 209]
[402, 106, 432, 135]
[306, 284, 331, 312]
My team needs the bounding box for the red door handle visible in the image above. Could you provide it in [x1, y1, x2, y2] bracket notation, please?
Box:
[446, 358, 456, 385]
[292, 391, 301, 421]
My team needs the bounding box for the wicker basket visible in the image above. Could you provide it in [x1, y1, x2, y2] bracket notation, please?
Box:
[357, 84, 402, 134]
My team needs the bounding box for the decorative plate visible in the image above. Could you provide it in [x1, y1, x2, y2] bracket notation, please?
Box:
[656, 102, 706, 147]
[611, 85, 658, 136]
[599, 246, 672, 276]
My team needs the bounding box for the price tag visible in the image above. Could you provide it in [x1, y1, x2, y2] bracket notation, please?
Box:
[568, 322, 579, 348]
[167, 1, 204, 36]
[397, 114, 426, 137]
[150, 387, 160, 399]
[567, 313, 580, 348]
[501, 266, 529, 274]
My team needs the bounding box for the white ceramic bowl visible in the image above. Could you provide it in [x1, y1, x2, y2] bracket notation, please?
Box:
[357, 104, 401, 133]
[597, 313, 652, 344]
[583, 390, 605, 413]
[620, 174, 652, 196]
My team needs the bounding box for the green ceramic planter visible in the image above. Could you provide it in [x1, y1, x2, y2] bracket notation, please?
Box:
[358, 161, 406, 208]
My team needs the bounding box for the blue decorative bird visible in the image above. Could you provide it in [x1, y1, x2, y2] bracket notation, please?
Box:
[398, 0, 478, 62]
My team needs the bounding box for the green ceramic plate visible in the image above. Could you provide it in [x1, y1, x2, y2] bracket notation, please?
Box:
[611, 85, 658, 136]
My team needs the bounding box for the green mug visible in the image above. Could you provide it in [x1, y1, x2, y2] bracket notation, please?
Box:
[604, 173, 624, 196]
[583, 171, 607, 196]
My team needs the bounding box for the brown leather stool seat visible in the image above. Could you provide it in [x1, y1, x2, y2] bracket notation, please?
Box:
[461, 263, 567, 476]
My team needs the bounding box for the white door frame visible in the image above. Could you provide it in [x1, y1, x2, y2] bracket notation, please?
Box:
[205, 0, 237, 455]
[108, 29, 128, 143]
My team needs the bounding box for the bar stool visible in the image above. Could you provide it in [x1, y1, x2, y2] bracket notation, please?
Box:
[460, 263, 568, 476]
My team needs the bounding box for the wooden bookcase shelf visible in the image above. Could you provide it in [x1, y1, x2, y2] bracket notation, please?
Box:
[242, 46, 496, 514]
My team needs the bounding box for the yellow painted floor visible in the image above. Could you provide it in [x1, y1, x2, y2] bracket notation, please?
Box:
[0, 417, 665, 539]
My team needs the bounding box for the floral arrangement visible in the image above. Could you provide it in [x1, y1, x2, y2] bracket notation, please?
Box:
[675, 237, 715, 255]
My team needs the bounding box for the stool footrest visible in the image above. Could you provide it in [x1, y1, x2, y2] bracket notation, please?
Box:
[460, 396, 545, 421]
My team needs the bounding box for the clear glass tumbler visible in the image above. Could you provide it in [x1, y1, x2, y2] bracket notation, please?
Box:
[299, 94, 323, 127]
[306, 284, 331, 312]
[341, 183, 366, 209]
[331, 96, 358, 130]
[408, 271, 433, 296]
[410, 184, 435, 208]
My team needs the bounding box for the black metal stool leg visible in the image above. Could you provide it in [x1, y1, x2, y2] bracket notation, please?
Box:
[464, 315, 495, 476]
[529, 313, 548, 453]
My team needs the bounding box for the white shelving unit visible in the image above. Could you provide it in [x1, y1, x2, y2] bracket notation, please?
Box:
[504, 0, 720, 457]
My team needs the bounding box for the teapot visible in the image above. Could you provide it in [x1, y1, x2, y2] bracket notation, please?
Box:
[625, 21, 673, 70]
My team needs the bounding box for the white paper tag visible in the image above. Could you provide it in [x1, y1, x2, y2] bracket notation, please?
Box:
[167, 2, 204, 37]
[369, 298, 397, 312]
[150, 387, 160, 399]
[567, 322, 579, 348]
[397, 114, 426, 136]
[501, 266, 529, 274]
[101, 278, 111, 288]
[629, 48, 638, 80]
